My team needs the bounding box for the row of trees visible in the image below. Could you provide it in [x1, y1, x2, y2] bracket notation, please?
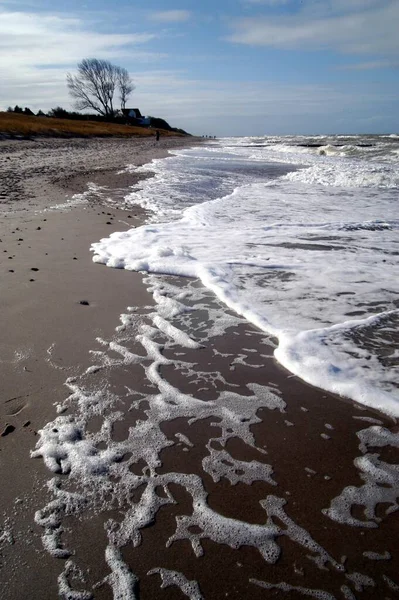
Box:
[7, 105, 120, 120]
[7, 106, 68, 117]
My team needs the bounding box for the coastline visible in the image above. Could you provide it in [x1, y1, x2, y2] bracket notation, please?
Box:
[1, 136, 398, 599]
[0, 136, 201, 213]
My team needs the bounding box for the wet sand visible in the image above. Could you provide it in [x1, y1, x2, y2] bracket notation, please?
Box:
[0, 204, 154, 600]
[0, 136, 185, 598]
[1, 136, 399, 600]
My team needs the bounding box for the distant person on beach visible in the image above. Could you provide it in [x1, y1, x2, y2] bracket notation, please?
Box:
[155, 130, 160, 142]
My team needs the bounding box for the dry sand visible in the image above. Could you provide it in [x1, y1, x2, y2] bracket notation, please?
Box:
[0, 136, 398, 600]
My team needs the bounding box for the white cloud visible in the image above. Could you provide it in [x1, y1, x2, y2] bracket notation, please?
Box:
[227, 0, 399, 55]
[0, 8, 163, 110]
[0, 10, 156, 68]
[149, 10, 191, 23]
[338, 60, 399, 70]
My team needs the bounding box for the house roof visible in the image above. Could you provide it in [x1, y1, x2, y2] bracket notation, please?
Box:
[122, 108, 143, 118]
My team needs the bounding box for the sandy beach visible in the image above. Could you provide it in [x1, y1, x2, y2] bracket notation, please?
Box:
[0, 136, 194, 597]
[1, 136, 398, 600]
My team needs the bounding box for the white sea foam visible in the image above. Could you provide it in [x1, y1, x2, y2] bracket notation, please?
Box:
[47, 183, 107, 212]
[250, 578, 336, 599]
[105, 546, 139, 600]
[148, 568, 203, 599]
[363, 550, 391, 561]
[58, 561, 93, 599]
[92, 139, 399, 415]
[324, 425, 399, 528]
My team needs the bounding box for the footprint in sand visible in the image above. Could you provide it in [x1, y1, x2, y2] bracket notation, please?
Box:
[5, 402, 28, 417]
[4, 395, 28, 417]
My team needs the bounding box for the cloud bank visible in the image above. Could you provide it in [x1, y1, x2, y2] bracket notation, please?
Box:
[228, 1, 399, 55]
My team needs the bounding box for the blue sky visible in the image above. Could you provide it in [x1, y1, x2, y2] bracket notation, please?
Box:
[1, 0, 398, 136]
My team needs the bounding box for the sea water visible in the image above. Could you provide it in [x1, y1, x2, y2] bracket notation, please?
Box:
[92, 134, 399, 417]
[31, 135, 399, 598]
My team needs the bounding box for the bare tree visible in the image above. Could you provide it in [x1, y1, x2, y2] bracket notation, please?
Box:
[117, 67, 135, 111]
[67, 58, 135, 117]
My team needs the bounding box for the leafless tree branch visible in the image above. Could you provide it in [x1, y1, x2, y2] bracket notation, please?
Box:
[67, 58, 135, 117]
[117, 67, 135, 111]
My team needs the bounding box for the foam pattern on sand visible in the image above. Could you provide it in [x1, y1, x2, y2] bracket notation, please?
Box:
[250, 577, 336, 599]
[32, 278, 292, 595]
[324, 425, 399, 528]
[148, 568, 202, 600]
[32, 275, 399, 598]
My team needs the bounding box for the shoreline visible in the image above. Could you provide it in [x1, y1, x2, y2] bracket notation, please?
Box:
[0, 135, 202, 214]
[1, 137, 398, 599]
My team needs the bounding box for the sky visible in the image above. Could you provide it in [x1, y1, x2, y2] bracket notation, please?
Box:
[1, 0, 398, 136]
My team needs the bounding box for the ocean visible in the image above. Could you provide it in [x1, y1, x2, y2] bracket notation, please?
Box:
[94, 134, 399, 417]
[33, 134, 399, 598]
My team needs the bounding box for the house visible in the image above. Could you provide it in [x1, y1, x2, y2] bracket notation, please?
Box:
[122, 108, 150, 127]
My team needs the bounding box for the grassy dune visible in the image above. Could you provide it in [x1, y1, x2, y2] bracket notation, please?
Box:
[0, 112, 181, 138]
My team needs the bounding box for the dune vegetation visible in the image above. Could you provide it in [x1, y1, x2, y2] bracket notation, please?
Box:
[0, 111, 181, 139]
